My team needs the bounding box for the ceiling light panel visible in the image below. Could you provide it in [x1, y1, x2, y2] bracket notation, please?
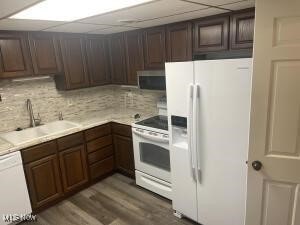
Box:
[10, 0, 153, 22]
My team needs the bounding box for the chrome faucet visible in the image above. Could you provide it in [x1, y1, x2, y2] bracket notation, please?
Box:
[26, 99, 41, 127]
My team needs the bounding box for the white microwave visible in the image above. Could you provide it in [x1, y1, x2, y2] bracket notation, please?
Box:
[137, 70, 166, 90]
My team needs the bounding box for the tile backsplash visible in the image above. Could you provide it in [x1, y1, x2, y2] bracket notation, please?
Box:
[0, 77, 163, 133]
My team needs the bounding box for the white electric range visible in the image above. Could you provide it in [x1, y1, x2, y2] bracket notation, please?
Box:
[132, 114, 172, 199]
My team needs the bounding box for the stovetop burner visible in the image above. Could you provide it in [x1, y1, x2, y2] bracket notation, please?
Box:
[136, 115, 168, 131]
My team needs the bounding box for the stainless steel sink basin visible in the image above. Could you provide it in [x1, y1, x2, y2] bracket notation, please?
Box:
[0, 121, 81, 146]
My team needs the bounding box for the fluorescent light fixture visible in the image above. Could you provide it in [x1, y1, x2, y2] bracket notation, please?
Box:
[10, 0, 153, 21]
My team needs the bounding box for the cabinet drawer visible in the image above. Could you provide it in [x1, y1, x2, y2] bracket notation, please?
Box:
[22, 141, 57, 164]
[112, 123, 132, 138]
[85, 123, 111, 141]
[88, 145, 114, 165]
[89, 156, 114, 180]
[57, 132, 84, 151]
[86, 135, 112, 153]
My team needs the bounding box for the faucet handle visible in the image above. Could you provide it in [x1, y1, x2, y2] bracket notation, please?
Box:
[34, 113, 42, 126]
[58, 112, 64, 121]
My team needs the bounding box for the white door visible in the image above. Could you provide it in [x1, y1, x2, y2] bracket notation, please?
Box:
[246, 0, 300, 225]
[165, 61, 198, 221]
[194, 59, 252, 225]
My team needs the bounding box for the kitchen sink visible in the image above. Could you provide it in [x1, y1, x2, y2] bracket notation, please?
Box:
[0, 121, 81, 146]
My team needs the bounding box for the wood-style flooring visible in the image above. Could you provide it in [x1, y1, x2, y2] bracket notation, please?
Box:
[22, 174, 197, 225]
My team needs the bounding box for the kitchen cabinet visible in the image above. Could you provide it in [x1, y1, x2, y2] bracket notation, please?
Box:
[193, 16, 229, 53]
[125, 30, 144, 85]
[0, 32, 33, 78]
[28, 32, 62, 75]
[112, 123, 134, 177]
[86, 36, 110, 86]
[108, 33, 127, 84]
[230, 10, 255, 49]
[166, 22, 192, 62]
[22, 142, 63, 211]
[59, 145, 88, 193]
[85, 124, 114, 181]
[56, 34, 90, 90]
[143, 26, 166, 69]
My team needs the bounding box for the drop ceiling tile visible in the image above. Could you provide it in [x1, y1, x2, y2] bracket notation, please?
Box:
[183, 0, 246, 6]
[44, 23, 111, 33]
[132, 7, 227, 28]
[0, 0, 41, 19]
[79, 0, 208, 26]
[220, 0, 255, 10]
[88, 26, 139, 35]
[0, 19, 64, 31]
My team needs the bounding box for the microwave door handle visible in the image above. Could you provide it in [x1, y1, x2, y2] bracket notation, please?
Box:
[195, 84, 201, 183]
[187, 84, 196, 181]
[132, 130, 169, 143]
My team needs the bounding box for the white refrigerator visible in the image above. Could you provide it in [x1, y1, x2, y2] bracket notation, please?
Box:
[165, 58, 252, 225]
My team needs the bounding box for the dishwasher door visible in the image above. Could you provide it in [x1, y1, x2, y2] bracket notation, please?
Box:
[0, 151, 32, 225]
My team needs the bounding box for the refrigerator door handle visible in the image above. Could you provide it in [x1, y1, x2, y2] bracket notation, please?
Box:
[187, 83, 196, 181]
[195, 84, 201, 182]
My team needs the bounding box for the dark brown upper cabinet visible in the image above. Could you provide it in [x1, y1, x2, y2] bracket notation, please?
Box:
[230, 10, 255, 50]
[57, 34, 90, 90]
[0, 32, 33, 78]
[28, 32, 62, 75]
[193, 16, 229, 53]
[124, 30, 144, 85]
[166, 22, 192, 62]
[143, 26, 166, 69]
[108, 33, 127, 84]
[86, 36, 110, 86]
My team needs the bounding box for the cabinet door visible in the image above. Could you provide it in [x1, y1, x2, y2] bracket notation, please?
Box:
[143, 26, 166, 69]
[113, 134, 135, 177]
[29, 32, 62, 75]
[166, 22, 192, 62]
[230, 10, 255, 49]
[25, 155, 63, 210]
[0, 32, 33, 78]
[193, 16, 229, 53]
[125, 30, 144, 85]
[86, 36, 110, 86]
[108, 33, 127, 84]
[59, 34, 90, 89]
[59, 145, 88, 193]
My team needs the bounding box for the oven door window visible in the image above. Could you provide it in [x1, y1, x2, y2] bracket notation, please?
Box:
[139, 143, 170, 171]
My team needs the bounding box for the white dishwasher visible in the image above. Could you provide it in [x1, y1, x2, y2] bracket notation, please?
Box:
[0, 151, 32, 225]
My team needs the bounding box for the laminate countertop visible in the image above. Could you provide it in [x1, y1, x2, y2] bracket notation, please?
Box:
[0, 108, 156, 156]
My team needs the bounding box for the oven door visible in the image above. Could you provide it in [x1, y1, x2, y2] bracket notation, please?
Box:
[132, 128, 171, 183]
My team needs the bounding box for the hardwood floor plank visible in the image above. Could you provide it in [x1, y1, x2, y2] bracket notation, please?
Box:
[69, 193, 117, 225]
[21, 174, 196, 225]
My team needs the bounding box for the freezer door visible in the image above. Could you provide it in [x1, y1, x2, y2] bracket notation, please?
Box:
[165, 61, 198, 221]
[194, 58, 252, 225]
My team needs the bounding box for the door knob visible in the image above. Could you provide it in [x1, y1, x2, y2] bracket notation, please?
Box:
[252, 161, 263, 171]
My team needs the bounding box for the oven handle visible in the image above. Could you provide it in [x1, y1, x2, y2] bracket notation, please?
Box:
[132, 129, 169, 143]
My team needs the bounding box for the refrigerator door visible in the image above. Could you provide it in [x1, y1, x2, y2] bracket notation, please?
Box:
[165, 61, 198, 221]
[194, 58, 252, 225]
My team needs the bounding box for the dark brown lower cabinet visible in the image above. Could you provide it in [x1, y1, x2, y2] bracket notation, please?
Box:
[25, 154, 63, 210]
[113, 134, 135, 177]
[59, 145, 88, 193]
[22, 122, 134, 212]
